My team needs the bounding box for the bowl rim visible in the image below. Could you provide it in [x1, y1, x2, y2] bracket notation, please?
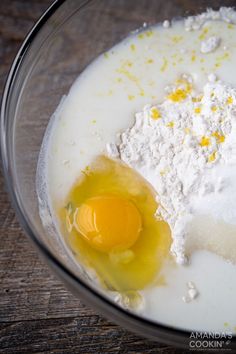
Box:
[1, 0, 235, 348]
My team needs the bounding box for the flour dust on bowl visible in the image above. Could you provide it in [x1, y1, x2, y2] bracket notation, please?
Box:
[2, 0, 236, 348]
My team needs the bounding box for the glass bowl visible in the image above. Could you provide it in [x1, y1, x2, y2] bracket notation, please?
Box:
[1, 0, 236, 348]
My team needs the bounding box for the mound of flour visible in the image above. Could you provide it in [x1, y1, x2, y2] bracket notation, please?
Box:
[184, 7, 236, 31]
[107, 75, 236, 264]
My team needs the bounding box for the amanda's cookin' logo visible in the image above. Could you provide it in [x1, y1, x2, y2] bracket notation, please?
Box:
[189, 332, 232, 350]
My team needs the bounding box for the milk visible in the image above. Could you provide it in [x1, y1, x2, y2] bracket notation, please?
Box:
[38, 16, 236, 332]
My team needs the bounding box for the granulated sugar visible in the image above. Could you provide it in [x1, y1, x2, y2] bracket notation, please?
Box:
[111, 75, 236, 264]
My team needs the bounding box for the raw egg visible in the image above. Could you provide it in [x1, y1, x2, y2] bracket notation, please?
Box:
[59, 156, 171, 292]
[75, 195, 142, 253]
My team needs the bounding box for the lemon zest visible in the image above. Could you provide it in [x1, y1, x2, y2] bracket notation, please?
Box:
[150, 107, 161, 120]
[200, 136, 211, 147]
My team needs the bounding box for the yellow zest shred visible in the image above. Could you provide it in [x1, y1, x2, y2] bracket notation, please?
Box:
[130, 44, 136, 52]
[128, 95, 135, 101]
[160, 170, 166, 176]
[146, 30, 153, 37]
[192, 95, 202, 103]
[150, 107, 161, 120]
[160, 57, 168, 72]
[139, 90, 145, 97]
[198, 27, 209, 40]
[166, 121, 174, 128]
[167, 89, 188, 102]
[208, 151, 217, 163]
[224, 52, 230, 59]
[194, 107, 201, 114]
[216, 53, 230, 61]
[211, 105, 218, 112]
[212, 131, 225, 144]
[176, 78, 189, 85]
[227, 96, 233, 104]
[200, 136, 211, 147]
[191, 51, 196, 62]
[171, 35, 183, 43]
[117, 67, 139, 84]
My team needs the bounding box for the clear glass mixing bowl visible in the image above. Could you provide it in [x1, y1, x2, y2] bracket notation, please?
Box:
[1, 0, 236, 348]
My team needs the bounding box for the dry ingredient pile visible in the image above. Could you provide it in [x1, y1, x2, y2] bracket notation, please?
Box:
[108, 75, 236, 265]
[105, 8, 236, 266]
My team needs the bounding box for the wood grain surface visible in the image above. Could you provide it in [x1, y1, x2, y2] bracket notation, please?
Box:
[0, 1, 227, 353]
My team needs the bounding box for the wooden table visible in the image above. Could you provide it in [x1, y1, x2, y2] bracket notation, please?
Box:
[0, 1, 193, 353]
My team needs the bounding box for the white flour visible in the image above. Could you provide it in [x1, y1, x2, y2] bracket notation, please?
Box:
[109, 75, 236, 264]
[184, 7, 236, 31]
[200, 36, 221, 54]
[182, 281, 199, 303]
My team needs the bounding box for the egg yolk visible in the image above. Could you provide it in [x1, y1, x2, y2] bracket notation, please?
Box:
[75, 195, 142, 253]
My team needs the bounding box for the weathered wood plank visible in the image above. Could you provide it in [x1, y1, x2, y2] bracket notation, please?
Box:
[0, 171, 92, 322]
[0, 317, 189, 354]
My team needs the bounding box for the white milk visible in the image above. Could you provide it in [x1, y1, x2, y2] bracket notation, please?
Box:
[38, 15, 236, 332]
